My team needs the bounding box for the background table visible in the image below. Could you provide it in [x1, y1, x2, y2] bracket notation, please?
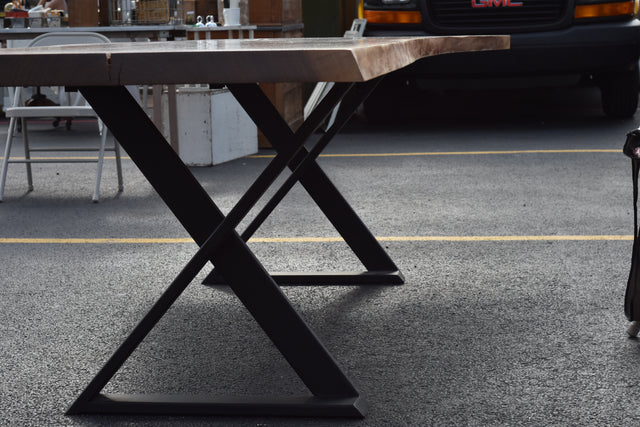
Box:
[0, 25, 175, 45]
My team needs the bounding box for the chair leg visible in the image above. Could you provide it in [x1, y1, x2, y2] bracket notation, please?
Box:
[0, 117, 17, 202]
[22, 118, 33, 191]
[92, 120, 108, 202]
[141, 85, 149, 116]
[114, 137, 124, 192]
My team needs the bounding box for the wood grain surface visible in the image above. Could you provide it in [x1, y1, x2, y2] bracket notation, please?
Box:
[0, 36, 509, 86]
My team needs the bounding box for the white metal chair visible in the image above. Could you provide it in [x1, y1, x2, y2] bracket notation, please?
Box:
[0, 32, 123, 202]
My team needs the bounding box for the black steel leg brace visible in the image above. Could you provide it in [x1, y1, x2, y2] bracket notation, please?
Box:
[204, 80, 404, 286]
[68, 85, 365, 417]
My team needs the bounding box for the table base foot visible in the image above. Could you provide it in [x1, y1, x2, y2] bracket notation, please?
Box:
[203, 270, 405, 286]
[67, 393, 367, 418]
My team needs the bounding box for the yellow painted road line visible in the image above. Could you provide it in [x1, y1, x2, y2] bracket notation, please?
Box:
[0, 238, 194, 244]
[375, 235, 633, 242]
[0, 156, 127, 161]
[252, 235, 633, 242]
[1, 149, 618, 161]
[0, 235, 632, 244]
[249, 149, 620, 159]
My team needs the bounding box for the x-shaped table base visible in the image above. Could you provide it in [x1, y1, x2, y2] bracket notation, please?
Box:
[66, 79, 403, 417]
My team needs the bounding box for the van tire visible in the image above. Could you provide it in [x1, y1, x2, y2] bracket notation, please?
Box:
[599, 66, 640, 118]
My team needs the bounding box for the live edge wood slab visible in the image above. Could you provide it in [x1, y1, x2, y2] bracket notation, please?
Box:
[0, 36, 509, 87]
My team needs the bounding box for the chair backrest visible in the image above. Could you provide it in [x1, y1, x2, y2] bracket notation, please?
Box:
[12, 33, 112, 108]
[12, 32, 143, 109]
[28, 32, 111, 48]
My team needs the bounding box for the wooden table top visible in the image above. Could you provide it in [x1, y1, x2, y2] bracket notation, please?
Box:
[0, 36, 509, 86]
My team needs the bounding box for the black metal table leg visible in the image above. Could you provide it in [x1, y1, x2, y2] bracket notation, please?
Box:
[68, 86, 366, 417]
[203, 80, 404, 286]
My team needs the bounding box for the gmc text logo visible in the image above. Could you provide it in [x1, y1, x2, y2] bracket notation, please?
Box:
[472, 0, 523, 7]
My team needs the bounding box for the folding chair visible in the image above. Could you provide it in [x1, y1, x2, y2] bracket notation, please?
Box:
[0, 32, 123, 202]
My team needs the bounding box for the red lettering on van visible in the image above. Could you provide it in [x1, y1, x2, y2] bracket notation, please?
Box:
[472, 0, 523, 7]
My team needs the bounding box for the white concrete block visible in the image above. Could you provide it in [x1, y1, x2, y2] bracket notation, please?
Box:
[162, 87, 257, 166]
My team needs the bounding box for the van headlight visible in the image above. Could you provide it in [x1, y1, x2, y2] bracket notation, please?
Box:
[360, 0, 422, 24]
[574, 0, 638, 20]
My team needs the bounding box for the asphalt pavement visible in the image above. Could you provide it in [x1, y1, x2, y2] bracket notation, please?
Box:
[1, 85, 640, 426]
